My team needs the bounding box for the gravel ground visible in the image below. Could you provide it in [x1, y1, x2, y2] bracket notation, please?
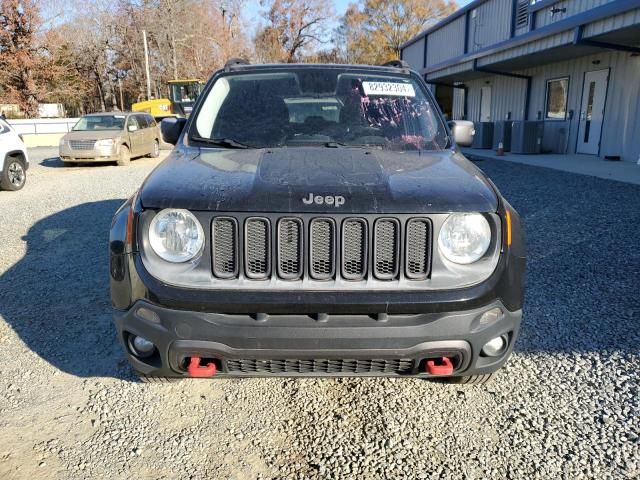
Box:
[0, 148, 638, 479]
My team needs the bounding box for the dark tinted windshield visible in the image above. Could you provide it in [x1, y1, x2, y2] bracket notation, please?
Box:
[192, 68, 448, 150]
[73, 115, 126, 131]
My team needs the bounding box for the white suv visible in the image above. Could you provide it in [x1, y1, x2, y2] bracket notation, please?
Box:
[0, 118, 29, 191]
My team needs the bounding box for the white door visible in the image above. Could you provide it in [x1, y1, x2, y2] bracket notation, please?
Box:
[480, 86, 491, 122]
[577, 69, 609, 155]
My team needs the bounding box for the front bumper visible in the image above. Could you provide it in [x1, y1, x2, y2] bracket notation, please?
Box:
[114, 299, 521, 378]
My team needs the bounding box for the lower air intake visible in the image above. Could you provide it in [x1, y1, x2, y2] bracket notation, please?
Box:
[226, 358, 415, 375]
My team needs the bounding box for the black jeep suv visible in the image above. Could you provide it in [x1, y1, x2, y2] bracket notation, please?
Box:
[109, 61, 525, 383]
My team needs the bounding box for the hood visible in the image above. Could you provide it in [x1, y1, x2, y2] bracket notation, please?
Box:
[138, 147, 498, 214]
[63, 130, 125, 141]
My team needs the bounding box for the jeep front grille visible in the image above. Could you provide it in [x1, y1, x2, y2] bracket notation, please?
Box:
[310, 219, 335, 280]
[226, 358, 415, 375]
[405, 219, 432, 279]
[374, 219, 400, 280]
[342, 219, 367, 279]
[210, 215, 432, 282]
[278, 218, 303, 279]
[245, 218, 270, 278]
[212, 217, 238, 278]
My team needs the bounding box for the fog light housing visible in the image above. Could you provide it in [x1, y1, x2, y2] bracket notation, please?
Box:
[482, 335, 508, 357]
[128, 335, 156, 358]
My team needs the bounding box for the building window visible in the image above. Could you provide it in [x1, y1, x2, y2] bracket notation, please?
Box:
[545, 77, 569, 120]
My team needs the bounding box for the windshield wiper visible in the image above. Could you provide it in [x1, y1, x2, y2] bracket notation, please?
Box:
[191, 136, 251, 149]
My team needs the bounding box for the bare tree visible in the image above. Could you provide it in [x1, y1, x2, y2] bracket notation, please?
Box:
[0, 0, 253, 115]
[339, 0, 457, 64]
[255, 0, 333, 63]
[0, 0, 45, 117]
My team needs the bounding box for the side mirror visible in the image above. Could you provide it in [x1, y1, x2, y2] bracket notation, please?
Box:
[448, 120, 475, 147]
[127, 125, 138, 132]
[160, 117, 187, 145]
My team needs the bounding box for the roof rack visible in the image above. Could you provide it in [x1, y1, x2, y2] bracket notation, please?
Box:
[224, 58, 250, 72]
[380, 60, 410, 69]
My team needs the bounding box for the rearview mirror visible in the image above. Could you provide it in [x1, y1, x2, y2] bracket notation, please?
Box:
[448, 120, 475, 147]
[127, 125, 138, 132]
[160, 117, 187, 145]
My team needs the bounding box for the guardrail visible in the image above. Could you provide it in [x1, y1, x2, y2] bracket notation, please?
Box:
[8, 118, 79, 135]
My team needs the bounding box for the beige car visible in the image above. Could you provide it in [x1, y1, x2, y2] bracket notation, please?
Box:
[59, 112, 161, 166]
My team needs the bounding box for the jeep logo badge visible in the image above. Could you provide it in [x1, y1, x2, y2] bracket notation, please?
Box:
[302, 193, 345, 207]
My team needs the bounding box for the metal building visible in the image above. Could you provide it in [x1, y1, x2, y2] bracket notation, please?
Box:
[400, 0, 640, 163]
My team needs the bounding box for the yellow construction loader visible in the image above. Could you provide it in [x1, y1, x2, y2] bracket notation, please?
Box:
[132, 79, 203, 119]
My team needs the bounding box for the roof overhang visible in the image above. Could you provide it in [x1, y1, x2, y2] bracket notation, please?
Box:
[423, 1, 640, 84]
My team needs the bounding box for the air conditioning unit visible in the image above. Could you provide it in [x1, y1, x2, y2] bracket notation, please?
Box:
[511, 121, 544, 154]
[493, 121, 512, 151]
[472, 122, 494, 149]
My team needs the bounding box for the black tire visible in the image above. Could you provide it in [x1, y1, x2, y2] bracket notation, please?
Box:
[137, 373, 182, 384]
[117, 145, 131, 166]
[439, 373, 497, 385]
[149, 139, 160, 158]
[1, 156, 27, 191]
[62, 160, 77, 167]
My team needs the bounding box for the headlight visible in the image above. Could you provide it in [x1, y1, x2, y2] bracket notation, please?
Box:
[95, 139, 114, 148]
[149, 209, 204, 262]
[59, 138, 65, 147]
[438, 213, 491, 264]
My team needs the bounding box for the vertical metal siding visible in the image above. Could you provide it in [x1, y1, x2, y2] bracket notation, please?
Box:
[466, 51, 640, 161]
[426, 16, 466, 65]
[467, 0, 514, 52]
[464, 76, 527, 122]
[584, 7, 640, 36]
[402, 39, 425, 71]
[453, 88, 466, 120]
[534, 0, 616, 29]
[524, 51, 640, 161]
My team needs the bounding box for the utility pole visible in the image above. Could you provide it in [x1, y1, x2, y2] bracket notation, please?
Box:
[118, 77, 124, 111]
[143, 30, 152, 100]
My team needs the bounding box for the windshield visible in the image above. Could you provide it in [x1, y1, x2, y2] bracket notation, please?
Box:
[73, 115, 125, 131]
[191, 68, 448, 150]
[170, 82, 201, 103]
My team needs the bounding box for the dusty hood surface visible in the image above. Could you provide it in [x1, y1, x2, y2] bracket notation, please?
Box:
[138, 146, 498, 213]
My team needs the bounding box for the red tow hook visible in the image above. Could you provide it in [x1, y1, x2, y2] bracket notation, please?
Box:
[426, 357, 454, 375]
[187, 356, 217, 378]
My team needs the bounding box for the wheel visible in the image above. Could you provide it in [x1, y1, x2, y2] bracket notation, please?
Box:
[438, 373, 497, 385]
[62, 160, 76, 167]
[148, 139, 160, 158]
[1, 156, 26, 191]
[117, 145, 131, 166]
[136, 373, 182, 384]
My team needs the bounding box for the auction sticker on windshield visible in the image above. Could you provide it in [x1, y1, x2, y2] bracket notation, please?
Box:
[362, 82, 416, 97]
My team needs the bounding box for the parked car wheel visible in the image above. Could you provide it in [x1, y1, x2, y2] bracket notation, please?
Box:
[1, 156, 27, 191]
[117, 145, 131, 166]
[149, 139, 160, 158]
